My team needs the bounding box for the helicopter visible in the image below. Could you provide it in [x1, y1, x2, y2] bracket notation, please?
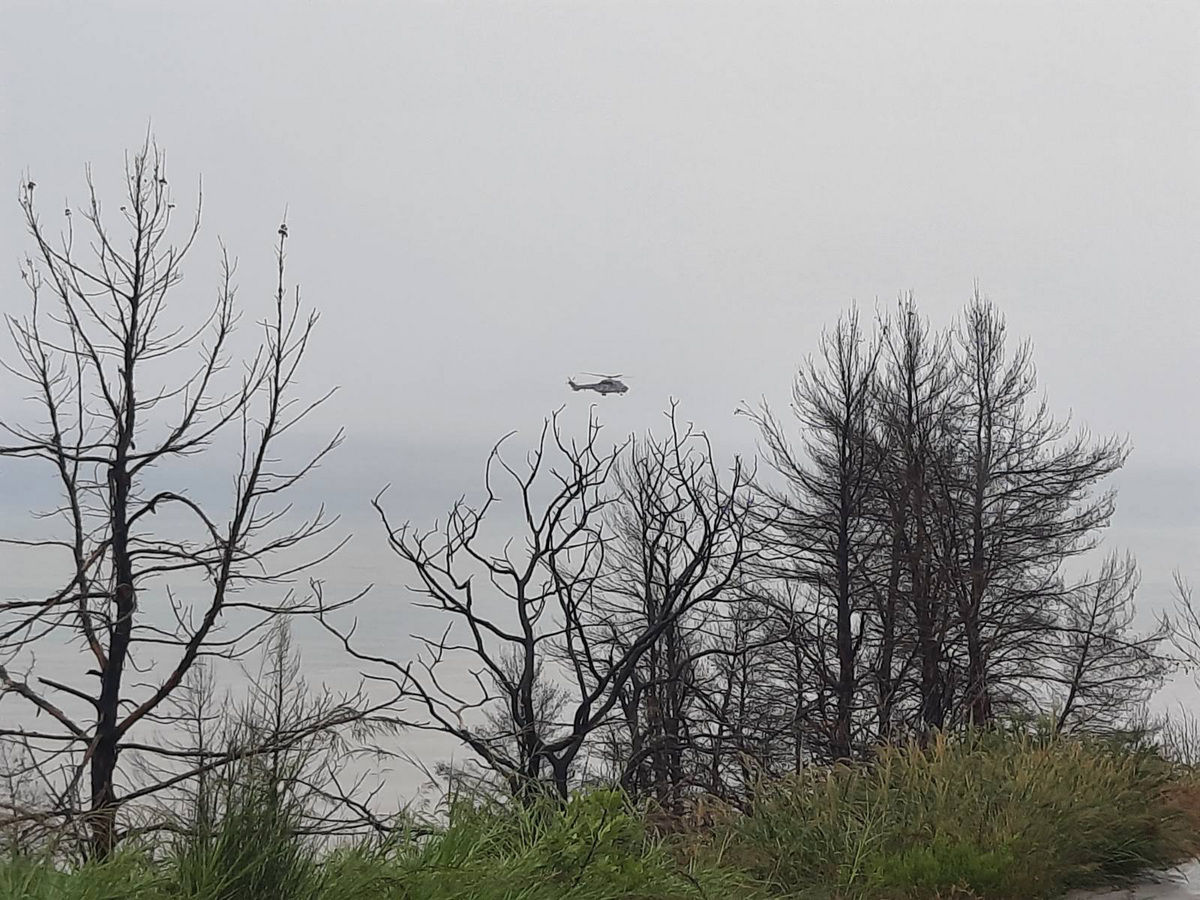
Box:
[567, 373, 629, 395]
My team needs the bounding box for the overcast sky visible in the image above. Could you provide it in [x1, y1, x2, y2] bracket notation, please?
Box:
[2, 2, 1197, 609]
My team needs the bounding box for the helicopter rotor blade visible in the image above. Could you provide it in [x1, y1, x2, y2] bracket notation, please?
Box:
[583, 373, 625, 379]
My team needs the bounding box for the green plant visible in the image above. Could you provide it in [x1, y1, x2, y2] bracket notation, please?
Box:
[728, 728, 1193, 899]
[167, 752, 322, 900]
[0, 729, 1191, 900]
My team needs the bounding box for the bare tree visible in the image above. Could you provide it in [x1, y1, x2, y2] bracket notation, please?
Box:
[594, 405, 764, 809]
[1051, 553, 1170, 734]
[687, 589, 806, 802]
[870, 298, 962, 739]
[728, 292, 1143, 753]
[154, 619, 398, 843]
[328, 410, 623, 801]
[743, 306, 883, 760]
[324, 406, 758, 802]
[0, 141, 359, 856]
[939, 293, 1128, 725]
[1163, 573, 1200, 709]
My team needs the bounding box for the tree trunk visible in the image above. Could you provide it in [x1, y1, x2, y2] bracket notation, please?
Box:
[91, 453, 136, 858]
[834, 513, 855, 761]
[876, 524, 903, 741]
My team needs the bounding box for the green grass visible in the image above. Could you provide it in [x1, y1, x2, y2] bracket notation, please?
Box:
[2, 789, 747, 900]
[2, 729, 1197, 900]
[726, 728, 1200, 899]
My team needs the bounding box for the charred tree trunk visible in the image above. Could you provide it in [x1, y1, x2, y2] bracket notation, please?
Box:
[833, 494, 855, 760]
[874, 520, 904, 741]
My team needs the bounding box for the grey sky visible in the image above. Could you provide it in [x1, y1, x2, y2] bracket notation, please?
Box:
[2, 3, 1197, 604]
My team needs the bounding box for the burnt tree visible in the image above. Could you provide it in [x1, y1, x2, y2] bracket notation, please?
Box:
[940, 294, 1128, 725]
[1052, 552, 1169, 734]
[0, 142, 357, 856]
[744, 307, 881, 760]
[598, 413, 766, 807]
[325, 407, 758, 801]
[873, 298, 960, 738]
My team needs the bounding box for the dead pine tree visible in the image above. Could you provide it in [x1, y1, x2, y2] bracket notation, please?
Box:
[742, 306, 882, 761]
[1051, 552, 1170, 735]
[0, 141, 358, 857]
[940, 293, 1129, 726]
[874, 297, 959, 740]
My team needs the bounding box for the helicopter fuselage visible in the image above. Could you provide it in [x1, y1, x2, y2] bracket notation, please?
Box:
[568, 378, 628, 395]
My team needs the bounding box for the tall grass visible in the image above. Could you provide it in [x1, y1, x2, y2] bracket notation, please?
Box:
[168, 752, 323, 900]
[316, 788, 747, 899]
[1, 728, 1195, 900]
[729, 728, 1199, 899]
